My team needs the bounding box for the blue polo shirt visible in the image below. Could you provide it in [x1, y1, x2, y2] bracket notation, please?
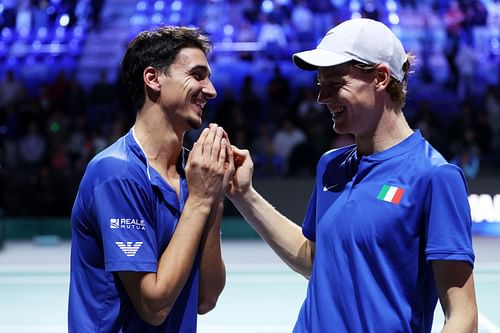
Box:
[68, 128, 199, 332]
[294, 130, 474, 333]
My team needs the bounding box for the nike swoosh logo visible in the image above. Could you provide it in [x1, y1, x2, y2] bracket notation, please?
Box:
[323, 184, 338, 192]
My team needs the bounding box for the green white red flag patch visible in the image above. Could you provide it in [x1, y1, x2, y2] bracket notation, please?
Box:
[377, 185, 405, 204]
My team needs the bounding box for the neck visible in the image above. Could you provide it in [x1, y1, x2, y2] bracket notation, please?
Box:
[356, 109, 413, 156]
[133, 108, 184, 171]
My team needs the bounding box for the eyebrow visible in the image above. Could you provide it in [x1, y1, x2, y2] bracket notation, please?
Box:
[317, 65, 354, 82]
[317, 73, 342, 82]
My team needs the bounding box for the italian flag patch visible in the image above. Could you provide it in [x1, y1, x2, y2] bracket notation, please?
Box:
[377, 185, 405, 204]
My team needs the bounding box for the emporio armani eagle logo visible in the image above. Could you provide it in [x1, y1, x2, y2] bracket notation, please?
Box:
[115, 241, 144, 257]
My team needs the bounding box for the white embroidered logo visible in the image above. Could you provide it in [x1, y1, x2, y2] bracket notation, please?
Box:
[110, 218, 146, 231]
[110, 218, 120, 228]
[323, 184, 339, 192]
[115, 241, 144, 257]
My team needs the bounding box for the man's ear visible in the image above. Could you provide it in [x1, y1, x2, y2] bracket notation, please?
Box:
[375, 64, 391, 91]
[143, 66, 161, 92]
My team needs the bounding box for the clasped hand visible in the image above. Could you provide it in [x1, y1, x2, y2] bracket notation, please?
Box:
[186, 124, 234, 204]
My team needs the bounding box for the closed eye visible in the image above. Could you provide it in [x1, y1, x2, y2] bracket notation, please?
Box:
[190, 65, 210, 81]
[316, 76, 343, 89]
[318, 81, 343, 90]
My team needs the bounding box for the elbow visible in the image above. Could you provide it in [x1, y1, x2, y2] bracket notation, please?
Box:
[198, 279, 225, 315]
[301, 270, 311, 280]
[198, 294, 219, 314]
[292, 239, 314, 280]
[291, 265, 311, 280]
[137, 300, 174, 326]
[140, 306, 171, 326]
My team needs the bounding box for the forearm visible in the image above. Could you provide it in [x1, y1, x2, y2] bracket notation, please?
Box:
[441, 290, 477, 333]
[434, 261, 478, 333]
[123, 197, 213, 324]
[442, 315, 477, 333]
[154, 198, 212, 296]
[198, 199, 226, 314]
[229, 187, 313, 278]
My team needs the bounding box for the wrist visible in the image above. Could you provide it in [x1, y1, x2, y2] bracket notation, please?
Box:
[186, 195, 214, 214]
[227, 186, 255, 205]
[211, 196, 224, 211]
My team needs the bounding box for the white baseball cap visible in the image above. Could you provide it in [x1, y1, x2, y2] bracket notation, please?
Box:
[292, 18, 407, 82]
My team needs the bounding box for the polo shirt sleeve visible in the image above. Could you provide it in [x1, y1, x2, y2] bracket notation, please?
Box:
[425, 163, 475, 267]
[302, 185, 317, 241]
[93, 177, 158, 273]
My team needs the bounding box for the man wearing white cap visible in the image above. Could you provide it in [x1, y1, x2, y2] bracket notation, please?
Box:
[227, 18, 477, 332]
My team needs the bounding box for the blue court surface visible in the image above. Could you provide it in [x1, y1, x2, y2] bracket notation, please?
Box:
[0, 237, 498, 333]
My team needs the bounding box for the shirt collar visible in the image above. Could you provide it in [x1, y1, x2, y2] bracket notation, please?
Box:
[127, 126, 188, 181]
[128, 127, 152, 181]
[361, 129, 423, 162]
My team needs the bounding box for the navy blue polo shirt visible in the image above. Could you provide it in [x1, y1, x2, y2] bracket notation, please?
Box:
[68, 128, 199, 332]
[294, 130, 474, 333]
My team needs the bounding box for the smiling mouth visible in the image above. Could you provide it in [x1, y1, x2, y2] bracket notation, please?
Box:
[191, 98, 207, 116]
[194, 100, 206, 109]
[331, 106, 347, 119]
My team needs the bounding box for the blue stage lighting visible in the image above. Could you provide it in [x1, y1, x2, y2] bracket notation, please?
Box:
[37, 27, 48, 39]
[32, 40, 42, 51]
[262, 0, 274, 13]
[151, 13, 163, 25]
[59, 14, 70, 27]
[223, 25, 234, 36]
[154, 1, 165, 11]
[350, 12, 362, 19]
[1, 27, 13, 40]
[388, 12, 400, 25]
[169, 12, 181, 23]
[137, 1, 147, 11]
[171, 1, 182, 11]
[349, 0, 361, 12]
[386, 0, 398, 12]
[55, 27, 66, 39]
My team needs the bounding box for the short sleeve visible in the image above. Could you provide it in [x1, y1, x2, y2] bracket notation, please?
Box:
[302, 185, 317, 241]
[93, 178, 158, 272]
[425, 164, 475, 267]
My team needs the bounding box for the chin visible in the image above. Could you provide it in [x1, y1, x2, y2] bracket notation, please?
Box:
[187, 117, 203, 130]
[333, 122, 353, 136]
[333, 125, 345, 135]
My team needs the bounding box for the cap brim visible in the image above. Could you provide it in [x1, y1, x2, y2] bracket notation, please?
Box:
[292, 49, 352, 71]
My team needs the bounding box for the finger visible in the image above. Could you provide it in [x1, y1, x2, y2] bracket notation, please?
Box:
[203, 125, 217, 157]
[219, 137, 227, 167]
[211, 127, 224, 161]
[231, 145, 245, 166]
[220, 127, 229, 140]
[226, 141, 234, 169]
[190, 128, 209, 157]
[222, 130, 231, 147]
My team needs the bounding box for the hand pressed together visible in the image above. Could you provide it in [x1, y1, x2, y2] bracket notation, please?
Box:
[185, 124, 231, 205]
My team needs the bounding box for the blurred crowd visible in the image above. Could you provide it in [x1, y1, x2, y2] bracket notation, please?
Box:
[0, 0, 102, 31]
[0, 0, 499, 217]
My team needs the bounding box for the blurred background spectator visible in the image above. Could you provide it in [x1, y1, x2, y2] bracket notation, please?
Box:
[0, 0, 499, 217]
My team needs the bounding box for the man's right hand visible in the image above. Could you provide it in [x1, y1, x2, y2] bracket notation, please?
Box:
[185, 124, 226, 205]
